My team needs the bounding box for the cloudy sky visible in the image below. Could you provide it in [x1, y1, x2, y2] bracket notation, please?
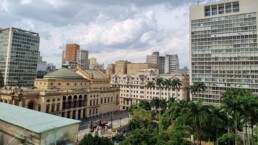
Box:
[0, 0, 217, 69]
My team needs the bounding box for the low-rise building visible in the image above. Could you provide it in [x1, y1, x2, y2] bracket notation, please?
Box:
[0, 68, 119, 120]
[0, 102, 80, 145]
[111, 69, 189, 110]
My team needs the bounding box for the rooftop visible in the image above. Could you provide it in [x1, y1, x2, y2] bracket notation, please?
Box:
[0, 102, 80, 133]
[84, 69, 108, 79]
[45, 68, 84, 79]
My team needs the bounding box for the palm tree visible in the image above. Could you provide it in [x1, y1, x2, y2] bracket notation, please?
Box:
[241, 94, 258, 145]
[208, 106, 228, 145]
[167, 97, 177, 108]
[189, 82, 207, 102]
[190, 82, 207, 95]
[155, 77, 164, 120]
[146, 81, 155, 89]
[150, 97, 160, 113]
[221, 88, 251, 145]
[164, 78, 172, 98]
[172, 78, 182, 99]
[183, 101, 210, 145]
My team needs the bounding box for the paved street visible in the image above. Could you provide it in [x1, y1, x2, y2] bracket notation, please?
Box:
[77, 111, 130, 141]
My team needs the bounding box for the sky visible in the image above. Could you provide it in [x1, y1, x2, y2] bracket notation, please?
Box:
[0, 0, 218, 69]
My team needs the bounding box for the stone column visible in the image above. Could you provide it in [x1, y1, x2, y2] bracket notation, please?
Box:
[75, 110, 78, 120]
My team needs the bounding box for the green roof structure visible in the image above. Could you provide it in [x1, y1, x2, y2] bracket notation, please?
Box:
[0, 102, 80, 133]
[44, 68, 84, 79]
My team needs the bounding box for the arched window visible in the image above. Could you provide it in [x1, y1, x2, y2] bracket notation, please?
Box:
[79, 95, 82, 100]
[46, 104, 50, 113]
[28, 101, 34, 110]
[51, 104, 55, 112]
[63, 96, 66, 101]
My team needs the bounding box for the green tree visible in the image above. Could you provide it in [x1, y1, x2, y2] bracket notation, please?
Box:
[129, 108, 153, 130]
[146, 81, 155, 89]
[172, 78, 182, 98]
[203, 106, 228, 145]
[128, 104, 138, 114]
[221, 88, 252, 145]
[120, 129, 157, 145]
[150, 97, 160, 113]
[155, 77, 164, 120]
[139, 100, 151, 110]
[79, 134, 113, 145]
[183, 101, 210, 145]
[167, 97, 177, 108]
[189, 82, 206, 95]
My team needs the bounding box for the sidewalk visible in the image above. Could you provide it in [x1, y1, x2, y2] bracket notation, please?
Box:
[77, 111, 130, 141]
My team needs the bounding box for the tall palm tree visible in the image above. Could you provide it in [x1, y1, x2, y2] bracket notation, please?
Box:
[172, 78, 182, 99]
[190, 82, 207, 102]
[164, 78, 172, 98]
[208, 106, 228, 145]
[155, 77, 164, 120]
[241, 94, 258, 145]
[221, 88, 251, 145]
[146, 81, 155, 89]
[167, 97, 177, 108]
[150, 97, 160, 113]
[183, 101, 210, 145]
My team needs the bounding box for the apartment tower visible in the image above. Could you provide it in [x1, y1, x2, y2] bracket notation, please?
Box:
[164, 54, 179, 74]
[0, 28, 39, 87]
[190, 0, 258, 104]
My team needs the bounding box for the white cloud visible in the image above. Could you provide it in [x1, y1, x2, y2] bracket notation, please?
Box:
[20, 0, 32, 5]
[0, 0, 204, 69]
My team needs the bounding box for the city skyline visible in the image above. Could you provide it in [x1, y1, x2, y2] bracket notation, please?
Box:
[0, 0, 218, 68]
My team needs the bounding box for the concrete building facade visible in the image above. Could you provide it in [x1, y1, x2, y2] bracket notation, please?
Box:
[0, 28, 40, 87]
[146, 51, 159, 65]
[106, 64, 115, 76]
[76, 50, 89, 70]
[164, 54, 179, 74]
[65, 44, 80, 61]
[190, 0, 258, 103]
[37, 55, 47, 78]
[111, 69, 189, 110]
[115, 60, 131, 75]
[127, 63, 157, 75]
[159, 56, 165, 74]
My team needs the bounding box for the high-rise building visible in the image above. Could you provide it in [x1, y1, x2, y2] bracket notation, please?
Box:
[76, 50, 89, 69]
[190, 0, 258, 104]
[65, 44, 80, 61]
[62, 44, 90, 70]
[46, 63, 56, 72]
[37, 55, 47, 78]
[115, 60, 131, 75]
[146, 51, 159, 65]
[0, 28, 40, 87]
[62, 44, 80, 69]
[89, 57, 97, 69]
[164, 54, 179, 74]
[106, 64, 115, 76]
[159, 56, 165, 74]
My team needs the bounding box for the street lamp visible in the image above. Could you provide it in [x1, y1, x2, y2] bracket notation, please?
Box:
[110, 113, 113, 129]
